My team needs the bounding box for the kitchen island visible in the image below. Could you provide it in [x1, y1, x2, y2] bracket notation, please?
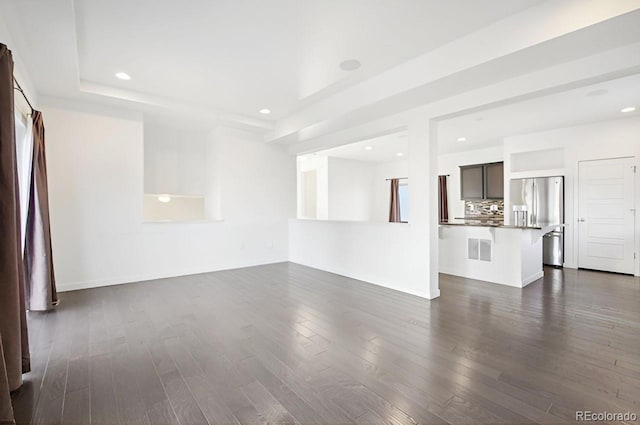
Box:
[439, 220, 562, 288]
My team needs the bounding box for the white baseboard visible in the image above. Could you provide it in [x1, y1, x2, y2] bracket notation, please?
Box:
[522, 270, 545, 287]
[288, 260, 436, 300]
[56, 259, 287, 292]
[439, 268, 543, 288]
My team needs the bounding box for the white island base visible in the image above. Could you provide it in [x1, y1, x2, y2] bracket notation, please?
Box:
[439, 224, 559, 288]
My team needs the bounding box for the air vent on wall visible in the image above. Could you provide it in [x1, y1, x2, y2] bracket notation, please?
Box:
[468, 238, 492, 262]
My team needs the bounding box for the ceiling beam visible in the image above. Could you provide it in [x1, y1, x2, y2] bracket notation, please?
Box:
[268, 0, 640, 145]
[285, 41, 640, 156]
[79, 80, 274, 132]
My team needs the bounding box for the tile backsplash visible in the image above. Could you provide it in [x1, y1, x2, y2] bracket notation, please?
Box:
[465, 200, 504, 217]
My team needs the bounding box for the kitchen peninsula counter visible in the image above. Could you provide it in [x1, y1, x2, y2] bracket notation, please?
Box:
[439, 220, 563, 288]
[440, 219, 560, 232]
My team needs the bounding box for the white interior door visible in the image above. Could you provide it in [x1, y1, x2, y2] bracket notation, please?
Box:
[578, 157, 636, 274]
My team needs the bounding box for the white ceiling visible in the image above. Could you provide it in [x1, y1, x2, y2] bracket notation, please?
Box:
[3, 0, 541, 120]
[437, 73, 640, 154]
[3, 0, 640, 148]
[307, 131, 409, 163]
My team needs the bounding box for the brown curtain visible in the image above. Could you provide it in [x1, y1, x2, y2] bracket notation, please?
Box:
[0, 43, 30, 424]
[389, 178, 401, 223]
[0, 338, 15, 425]
[24, 111, 57, 311]
[438, 175, 449, 222]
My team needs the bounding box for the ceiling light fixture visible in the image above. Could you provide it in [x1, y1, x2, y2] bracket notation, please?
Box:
[115, 72, 131, 80]
[457, 137, 467, 142]
[158, 194, 171, 203]
[365, 146, 373, 150]
[621, 106, 636, 113]
[259, 108, 271, 114]
[396, 152, 404, 157]
[339, 59, 361, 71]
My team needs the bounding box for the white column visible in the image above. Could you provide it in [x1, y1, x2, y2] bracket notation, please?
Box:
[407, 118, 439, 299]
[428, 120, 440, 298]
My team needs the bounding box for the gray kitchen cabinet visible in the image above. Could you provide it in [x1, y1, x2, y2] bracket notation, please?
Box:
[485, 162, 504, 199]
[460, 165, 485, 200]
[460, 162, 504, 200]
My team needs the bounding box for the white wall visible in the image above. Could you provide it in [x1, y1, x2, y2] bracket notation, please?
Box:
[438, 146, 504, 219]
[298, 156, 408, 223]
[143, 120, 207, 196]
[327, 157, 375, 221]
[289, 220, 421, 296]
[0, 14, 38, 111]
[289, 160, 418, 295]
[290, 119, 440, 300]
[297, 155, 328, 219]
[45, 104, 296, 291]
[504, 117, 640, 275]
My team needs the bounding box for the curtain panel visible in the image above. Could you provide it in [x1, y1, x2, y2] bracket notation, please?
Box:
[388, 178, 401, 223]
[438, 175, 449, 222]
[0, 337, 14, 425]
[15, 114, 33, 255]
[0, 43, 30, 425]
[24, 111, 57, 311]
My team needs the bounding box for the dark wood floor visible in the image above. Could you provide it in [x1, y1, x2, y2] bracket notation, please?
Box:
[11, 263, 640, 425]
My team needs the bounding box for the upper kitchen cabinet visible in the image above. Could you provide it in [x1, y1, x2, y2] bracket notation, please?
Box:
[485, 162, 504, 199]
[460, 161, 504, 200]
[460, 165, 485, 200]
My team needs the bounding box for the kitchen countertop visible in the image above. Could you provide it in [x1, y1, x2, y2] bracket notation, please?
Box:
[439, 219, 562, 230]
[454, 216, 504, 220]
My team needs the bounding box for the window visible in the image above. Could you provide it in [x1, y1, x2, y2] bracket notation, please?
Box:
[398, 182, 409, 223]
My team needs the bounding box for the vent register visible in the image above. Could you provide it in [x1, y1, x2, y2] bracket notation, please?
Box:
[468, 238, 492, 261]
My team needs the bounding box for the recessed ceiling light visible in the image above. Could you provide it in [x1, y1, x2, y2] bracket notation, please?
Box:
[457, 137, 467, 142]
[259, 108, 271, 114]
[365, 146, 373, 150]
[157, 194, 171, 203]
[115, 72, 131, 80]
[339, 59, 361, 71]
[586, 89, 608, 97]
[396, 152, 404, 157]
[621, 106, 636, 113]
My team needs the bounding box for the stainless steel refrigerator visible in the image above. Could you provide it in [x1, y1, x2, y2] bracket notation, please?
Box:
[510, 176, 564, 266]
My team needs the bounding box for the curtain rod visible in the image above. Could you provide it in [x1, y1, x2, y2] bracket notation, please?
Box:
[13, 76, 34, 113]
